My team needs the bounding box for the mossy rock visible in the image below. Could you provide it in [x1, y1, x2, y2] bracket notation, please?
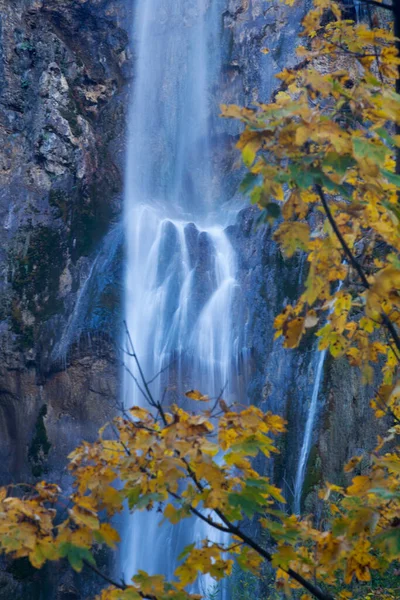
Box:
[49, 190, 70, 222]
[302, 444, 323, 505]
[28, 405, 51, 478]
[69, 179, 119, 261]
[11, 225, 66, 320]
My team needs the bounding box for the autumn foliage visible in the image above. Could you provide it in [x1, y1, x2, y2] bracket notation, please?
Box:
[1, 1, 399, 599]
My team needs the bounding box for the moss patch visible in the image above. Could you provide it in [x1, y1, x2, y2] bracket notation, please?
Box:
[49, 189, 70, 222]
[69, 179, 118, 261]
[11, 225, 66, 320]
[28, 405, 51, 478]
[302, 444, 323, 505]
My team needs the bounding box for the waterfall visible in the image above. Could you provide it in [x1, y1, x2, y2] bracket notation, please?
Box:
[293, 279, 344, 514]
[122, 0, 238, 594]
[293, 347, 327, 515]
[51, 223, 122, 365]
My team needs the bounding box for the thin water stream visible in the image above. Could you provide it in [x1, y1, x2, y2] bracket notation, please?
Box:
[293, 279, 344, 514]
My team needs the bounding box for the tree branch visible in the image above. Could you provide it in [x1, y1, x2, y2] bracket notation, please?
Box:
[167, 489, 232, 534]
[83, 559, 126, 591]
[83, 560, 162, 600]
[177, 448, 335, 600]
[121, 329, 335, 600]
[224, 522, 335, 600]
[315, 184, 400, 355]
[123, 321, 169, 426]
[359, 0, 394, 11]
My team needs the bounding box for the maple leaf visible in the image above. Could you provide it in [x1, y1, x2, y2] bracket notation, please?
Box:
[185, 390, 209, 402]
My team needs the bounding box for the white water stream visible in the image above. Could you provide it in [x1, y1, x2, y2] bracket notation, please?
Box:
[293, 279, 344, 514]
[122, 0, 237, 594]
[293, 346, 327, 515]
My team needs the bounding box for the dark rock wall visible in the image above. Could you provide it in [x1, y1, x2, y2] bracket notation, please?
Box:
[0, 0, 130, 477]
[0, 0, 132, 595]
[0, 6, 131, 594]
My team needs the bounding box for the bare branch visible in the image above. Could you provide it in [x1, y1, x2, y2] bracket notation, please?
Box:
[147, 359, 176, 385]
[83, 559, 126, 591]
[123, 321, 169, 426]
[359, 0, 394, 11]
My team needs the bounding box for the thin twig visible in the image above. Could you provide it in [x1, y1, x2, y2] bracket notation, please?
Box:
[208, 382, 228, 416]
[83, 559, 126, 591]
[123, 363, 154, 407]
[147, 359, 176, 385]
[83, 559, 161, 599]
[123, 321, 169, 426]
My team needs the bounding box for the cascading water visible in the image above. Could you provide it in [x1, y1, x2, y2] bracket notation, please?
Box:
[122, 0, 239, 593]
[51, 224, 122, 366]
[293, 346, 327, 515]
[293, 279, 344, 514]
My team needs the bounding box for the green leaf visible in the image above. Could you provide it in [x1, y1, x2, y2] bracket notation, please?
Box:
[58, 543, 95, 573]
[352, 137, 387, 166]
[126, 486, 141, 509]
[229, 435, 271, 457]
[289, 164, 318, 189]
[136, 492, 164, 510]
[240, 172, 259, 194]
[375, 127, 397, 148]
[178, 542, 196, 561]
[381, 168, 400, 188]
[266, 202, 281, 219]
[242, 141, 258, 167]
[250, 186, 263, 205]
[376, 528, 400, 559]
[228, 492, 260, 517]
[322, 153, 355, 177]
[368, 487, 399, 500]
[319, 173, 352, 198]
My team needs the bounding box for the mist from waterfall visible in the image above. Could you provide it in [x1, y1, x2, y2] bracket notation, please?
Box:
[122, 0, 239, 594]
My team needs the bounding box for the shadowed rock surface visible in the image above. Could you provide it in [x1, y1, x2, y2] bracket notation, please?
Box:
[0, 0, 130, 595]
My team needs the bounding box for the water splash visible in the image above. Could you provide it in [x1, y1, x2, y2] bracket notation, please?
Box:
[51, 223, 122, 366]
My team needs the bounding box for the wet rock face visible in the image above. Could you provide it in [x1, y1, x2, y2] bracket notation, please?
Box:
[0, 1, 130, 594]
[0, 0, 130, 345]
[0, 0, 130, 355]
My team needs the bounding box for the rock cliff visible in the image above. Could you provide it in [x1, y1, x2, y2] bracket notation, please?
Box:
[0, 0, 130, 595]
